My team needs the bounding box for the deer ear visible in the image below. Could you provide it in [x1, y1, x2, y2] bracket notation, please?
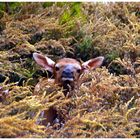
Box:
[82, 56, 104, 71]
[33, 53, 55, 73]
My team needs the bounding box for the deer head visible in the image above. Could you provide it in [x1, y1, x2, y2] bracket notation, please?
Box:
[33, 53, 104, 95]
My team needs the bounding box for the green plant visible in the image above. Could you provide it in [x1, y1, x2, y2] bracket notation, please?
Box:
[76, 35, 93, 60]
[59, 3, 82, 24]
[42, 2, 54, 8]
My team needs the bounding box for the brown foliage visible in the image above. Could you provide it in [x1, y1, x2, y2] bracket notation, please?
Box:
[0, 2, 140, 138]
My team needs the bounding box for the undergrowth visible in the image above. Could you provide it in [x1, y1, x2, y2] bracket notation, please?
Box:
[0, 2, 140, 138]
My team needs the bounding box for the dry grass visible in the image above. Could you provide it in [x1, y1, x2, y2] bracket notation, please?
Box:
[0, 2, 140, 138]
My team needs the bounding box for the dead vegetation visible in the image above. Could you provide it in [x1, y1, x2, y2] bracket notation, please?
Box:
[0, 2, 140, 138]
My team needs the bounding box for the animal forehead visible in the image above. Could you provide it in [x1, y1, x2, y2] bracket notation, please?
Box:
[56, 58, 81, 68]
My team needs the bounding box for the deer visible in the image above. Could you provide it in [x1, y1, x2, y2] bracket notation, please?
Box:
[33, 52, 104, 126]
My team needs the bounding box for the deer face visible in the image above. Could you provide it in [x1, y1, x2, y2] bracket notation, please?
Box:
[33, 53, 104, 93]
[54, 58, 82, 90]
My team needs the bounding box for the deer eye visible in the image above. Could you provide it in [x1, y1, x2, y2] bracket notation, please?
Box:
[77, 69, 81, 73]
[55, 66, 60, 71]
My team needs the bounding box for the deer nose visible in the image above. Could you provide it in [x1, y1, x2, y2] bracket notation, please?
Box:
[62, 68, 73, 79]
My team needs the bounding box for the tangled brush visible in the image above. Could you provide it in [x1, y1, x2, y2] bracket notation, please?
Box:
[0, 2, 140, 138]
